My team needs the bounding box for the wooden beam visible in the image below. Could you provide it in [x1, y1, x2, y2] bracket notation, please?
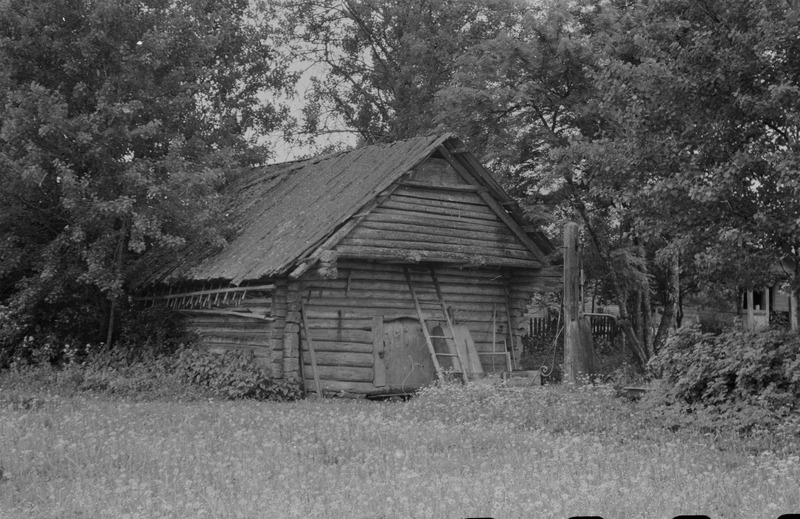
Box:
[300, 299, 323, 397]
[398, 180, 488, 192]
[563, 222, 594, 384]
[372, 316, 386, 387]
[177, 309, 275, 321]
[334, 246, 541, 268]
[436, 145, 550, 267]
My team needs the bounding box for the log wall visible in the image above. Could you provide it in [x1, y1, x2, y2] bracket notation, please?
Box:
[295, 260, 552, 394]
[165, 283, 276, 373]
[334, 172, 541, 269]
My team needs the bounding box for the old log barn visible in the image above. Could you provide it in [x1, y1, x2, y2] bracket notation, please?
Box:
[140, 134, 558, 396]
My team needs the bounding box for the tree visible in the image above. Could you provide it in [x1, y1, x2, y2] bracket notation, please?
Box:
[0, 0, 292, 357]
[438, 0, 800, 366]
[275, 0, 526, 146]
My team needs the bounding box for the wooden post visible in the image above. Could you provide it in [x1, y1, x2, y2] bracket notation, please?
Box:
[300, 299, 322, 397]
[372, 316, 386, 388]
[746, 289, 754, 330]
[563, 222, 594, 385]
[791, 289, 799, 332]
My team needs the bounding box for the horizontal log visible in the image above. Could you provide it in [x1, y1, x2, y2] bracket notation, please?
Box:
[304, 307, 508, 322]
[178, 309, 274, 321]
[296, 340, 374, 354]
[303, 318, 373, 329]
[197, 339, 272, 350]
[389, 192, 495, 216]
[183, 313, 274, 324]
[191, 328, 273, 338]
[344, 228, 529, 253]
[300, 291, 509, 305]
[300, 351, 373, 368]
[303, 271, 509, 289]
[333, 260, 508, 277]
[355, 220, 519, 243]
[337, 237, 535, 261]
[302, 280, 503, 296]
[397, 181, 488, 193]
[367, 209, 508, 233]
[334, 246, 541, 268]
[303, 329, 373, 343]
[238, 297, 273, 305]
[223, 306, 272, 315]
[378, 199, 500, 221]
[392, 187, 488, 206]
[302, 365, 373, 383]
[309, 379, 377, 394]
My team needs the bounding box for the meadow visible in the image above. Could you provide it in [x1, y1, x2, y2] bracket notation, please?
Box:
[1, 378, 799, 519]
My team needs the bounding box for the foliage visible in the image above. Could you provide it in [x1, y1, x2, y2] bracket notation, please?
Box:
[438, 0, 800, 364]
[274, 0, 525, 146]
[648, 325, 800, 432]
[0, 0, 292, 350]
[175, 347, 303, 401]
[3, 383, 799, 517]
[1, 341, 302, 402]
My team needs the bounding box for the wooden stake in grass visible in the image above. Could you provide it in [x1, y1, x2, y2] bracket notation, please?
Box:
[300, 299, 323, 398]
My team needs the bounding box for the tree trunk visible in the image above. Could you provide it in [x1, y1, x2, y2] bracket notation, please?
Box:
[571, 204, 649, 369]
[634, 289, 643, 345]
[642, 284, 653, 359]
[105, 220, 127, 348]
[653, 252, 680, 353]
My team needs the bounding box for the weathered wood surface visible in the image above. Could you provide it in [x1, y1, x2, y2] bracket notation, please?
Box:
[335, 246, 540, 268]
[367, 209, 509, 233]
[403, 266, 446, 381]
[372, 316, 386, 387]
[330, 180, 543, 268]
[451, 324, 483, 375]
[300, 300, 322, 396]
[302, 365, 373, 383]
[563, 222, 595, 384]
[299, 350, 374, 368]
[437, 143, 550, 266]
[296, 262, 552, 379]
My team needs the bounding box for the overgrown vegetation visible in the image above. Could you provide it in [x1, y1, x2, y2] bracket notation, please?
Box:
[2, 380, 798, 518]
[0, 0, 292, 354]
[647, 326, 800, 435]
[1, 338, 302, 403]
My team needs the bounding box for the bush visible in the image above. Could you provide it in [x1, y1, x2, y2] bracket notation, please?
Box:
[648, 325, 800, 431]
[174, 347, 303, 401]
[1, 342, 303, 402]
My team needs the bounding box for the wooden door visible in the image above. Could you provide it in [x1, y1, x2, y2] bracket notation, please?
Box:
[382, 318, 435, 390]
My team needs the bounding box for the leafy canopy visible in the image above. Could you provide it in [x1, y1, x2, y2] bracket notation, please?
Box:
[0, 0, 291, 351]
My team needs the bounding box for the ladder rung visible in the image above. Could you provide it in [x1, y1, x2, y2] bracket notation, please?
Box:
[436, 353, 459, 357]
[429, 335, 453, 339]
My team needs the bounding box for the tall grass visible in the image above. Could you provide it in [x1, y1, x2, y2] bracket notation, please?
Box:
[2, 378, 798, 518]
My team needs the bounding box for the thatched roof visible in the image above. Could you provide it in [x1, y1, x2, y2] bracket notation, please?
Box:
[138, 134, 552, 286]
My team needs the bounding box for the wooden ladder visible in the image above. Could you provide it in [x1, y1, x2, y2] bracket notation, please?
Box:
[403, 266, 470, 383]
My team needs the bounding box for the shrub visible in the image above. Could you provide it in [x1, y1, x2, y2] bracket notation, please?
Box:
[648, 325, 800, 431]
[1, 341, 303, 402]
[173, 347, 303, 401]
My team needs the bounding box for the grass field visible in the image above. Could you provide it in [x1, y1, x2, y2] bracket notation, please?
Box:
[1, 379, 799, 518]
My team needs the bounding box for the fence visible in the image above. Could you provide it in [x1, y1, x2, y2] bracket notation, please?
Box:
[528, 313, 618, 342]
